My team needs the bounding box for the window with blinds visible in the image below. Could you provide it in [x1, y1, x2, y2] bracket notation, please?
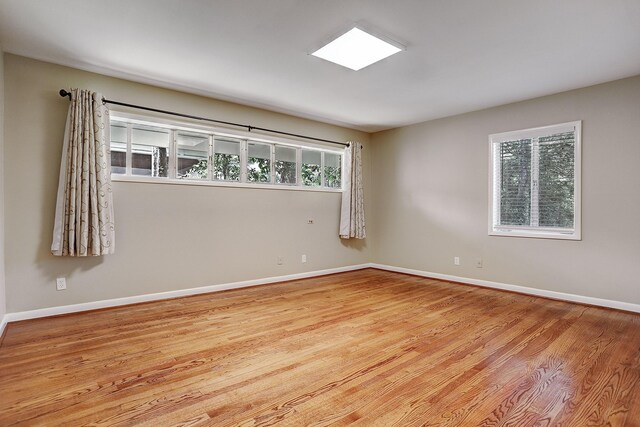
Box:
[489, 121, 581, 240]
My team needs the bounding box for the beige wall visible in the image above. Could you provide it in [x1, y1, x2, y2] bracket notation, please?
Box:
[3, 54, 371, 313]
[0, 47, 5, 321]
[371, 76, 640, 304]
[3, 53, 638, 314]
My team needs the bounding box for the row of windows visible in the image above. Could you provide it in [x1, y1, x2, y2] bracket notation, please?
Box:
[109, 118, 343, 189]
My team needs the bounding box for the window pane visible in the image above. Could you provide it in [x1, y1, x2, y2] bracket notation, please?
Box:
[131, 125, 170, 177]
[302, 149, 321, 186]
[538, 132, 575, 228]
[177, 132, 209, 180]
[213, 137, 241, 181]
[499, 139, 531, 226]
[110, 121, 127, 175]
[275, 146, 296, 185]
[324, 152, 341, 188]
[247, 142, 271, 183]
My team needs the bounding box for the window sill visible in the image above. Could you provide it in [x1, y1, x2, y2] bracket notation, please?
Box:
[111, 175, 343, 193]
[489, 228, 581, 241]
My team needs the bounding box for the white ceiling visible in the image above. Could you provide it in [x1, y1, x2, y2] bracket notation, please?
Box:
[1, 0, 639, 132]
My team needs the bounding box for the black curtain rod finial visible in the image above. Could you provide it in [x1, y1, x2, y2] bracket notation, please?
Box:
[59, 89, 71, 99]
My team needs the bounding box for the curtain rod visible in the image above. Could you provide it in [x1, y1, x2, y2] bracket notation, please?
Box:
[59, 89, 350, 148]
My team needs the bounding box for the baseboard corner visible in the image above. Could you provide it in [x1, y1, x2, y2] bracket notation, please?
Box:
[4, 263, 372, 324]
[369, 263, 640, 314]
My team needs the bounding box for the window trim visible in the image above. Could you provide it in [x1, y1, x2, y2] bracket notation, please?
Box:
[109, 111, 344, 193]
[488, 120, 582, 240]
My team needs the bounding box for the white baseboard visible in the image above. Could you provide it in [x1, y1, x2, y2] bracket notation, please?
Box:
[4, 264, 371, 324]
[370, 263, 640, 313]
[3, 262, 638, 330]
[0, 314, 8, 338]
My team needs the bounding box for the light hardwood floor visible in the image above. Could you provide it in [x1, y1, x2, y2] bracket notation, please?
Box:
[1, 268, 639, 426]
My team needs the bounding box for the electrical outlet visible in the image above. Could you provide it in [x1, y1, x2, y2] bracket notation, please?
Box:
[453, 256, 460, 266]
[307, 218, 314, 224]
[476, 257, 483, 268]
[301, 254, 307, 263]
[56, 277, 66, 290]
[277, 256, 284, 265]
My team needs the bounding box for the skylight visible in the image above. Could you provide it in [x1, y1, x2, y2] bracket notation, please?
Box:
[311, 27, 402, 71]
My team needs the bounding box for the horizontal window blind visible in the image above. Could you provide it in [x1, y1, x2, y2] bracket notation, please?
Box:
[498, 138, 532, 227]
[538, 132, 575, 228]
[489, 121, 581, 240]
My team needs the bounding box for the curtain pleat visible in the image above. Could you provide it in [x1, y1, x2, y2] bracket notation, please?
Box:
[339, 142, 366, 239]
[51, 89, 115, 256]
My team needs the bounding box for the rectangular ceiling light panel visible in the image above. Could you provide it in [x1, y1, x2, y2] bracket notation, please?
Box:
[312, 27, 402, 71]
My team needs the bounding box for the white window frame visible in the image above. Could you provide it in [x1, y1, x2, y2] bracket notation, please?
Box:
[273, 144, 298, 186]
[109, 111, 344, 193]
[488, 120, 582, 240]
[174, 130, 210, 181]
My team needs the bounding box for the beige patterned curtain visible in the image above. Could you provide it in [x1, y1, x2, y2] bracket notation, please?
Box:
[340, 142, 366, 239]
[51, 89, 115, 256]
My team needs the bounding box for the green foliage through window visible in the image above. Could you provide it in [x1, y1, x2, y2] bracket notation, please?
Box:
[275, 160, 296, 184]
[248, 157, 271, 183]
[214, 153, 240, 181]
[302, 163, 321, 186]
[184, 159, 208, 179]
[324, 166, 341, 188]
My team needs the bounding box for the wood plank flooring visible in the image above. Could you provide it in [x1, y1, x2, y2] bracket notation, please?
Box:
[1, 268, 639, 426]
